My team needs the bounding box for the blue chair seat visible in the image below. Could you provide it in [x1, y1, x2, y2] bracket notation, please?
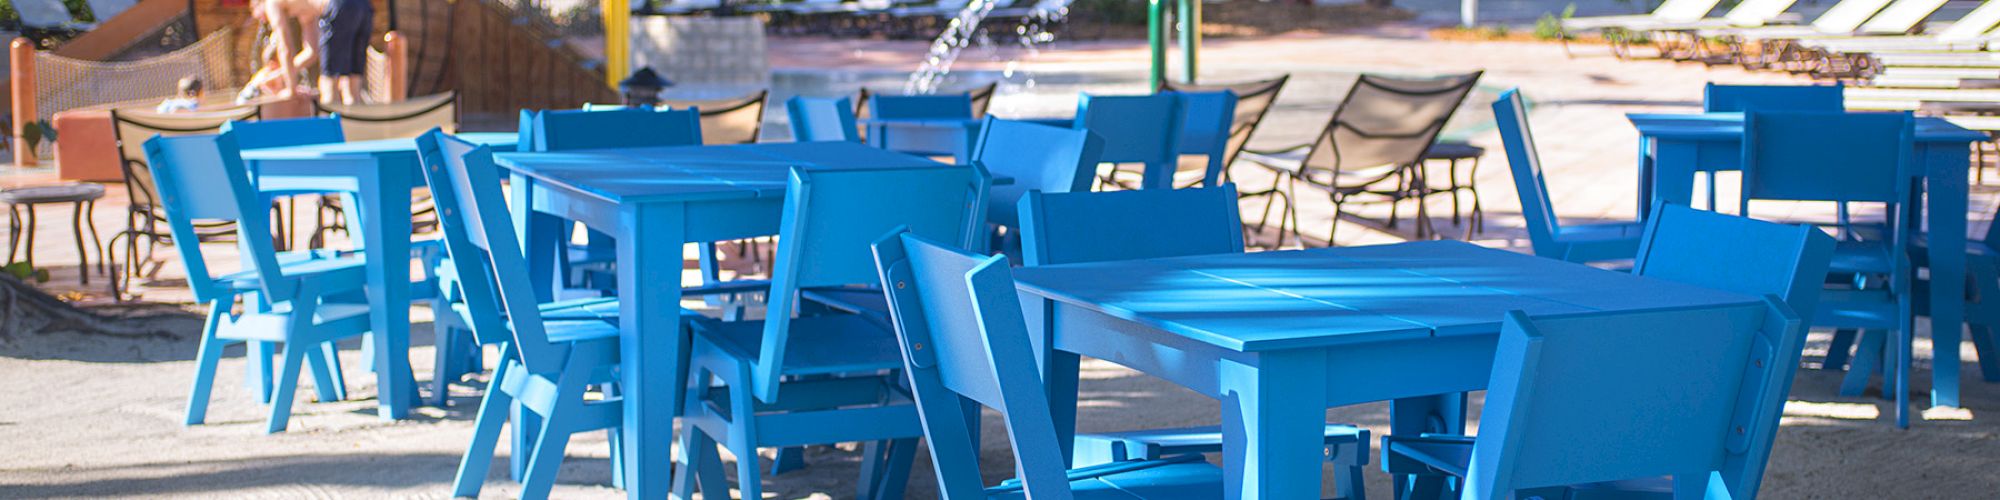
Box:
[691, 315, 904, 375]
[1830, 240, 1898, 275]
[216, 251, 367, 291]
[988, 455, 1226, 499]
[1555, 221, 1645, 242]
[1814, 290, 1902, 329]
[1385, 435, 1677, 498]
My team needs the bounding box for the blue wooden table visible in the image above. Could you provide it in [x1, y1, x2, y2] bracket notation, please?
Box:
[1630, 112, 1984, 408]
[492, 141, 961, 499]
[240, 132, 518, 420]
[1011, 240, 1759, 500]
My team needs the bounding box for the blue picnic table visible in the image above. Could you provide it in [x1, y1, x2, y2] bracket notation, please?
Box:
[239, 131, 519, 420]
[491, 140, 972, 499]
[1010, 240, 1761, 500]
[1630, 112, 1985, 409]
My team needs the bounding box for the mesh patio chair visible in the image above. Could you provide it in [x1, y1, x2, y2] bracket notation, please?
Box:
[313, 91, 459, 141]
[105, 105, 262, 298]
[663, 90, 769, 145]
[310, 92, 460, 241]
[1239, 72, 1481, 245]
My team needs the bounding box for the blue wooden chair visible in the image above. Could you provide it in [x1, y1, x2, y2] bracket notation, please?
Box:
[1384, 202, 1834, 499]
[416, 131, 643, 499]
[1741, 110, 1918, 427]
[1074, 93, 1184, 190]
[1388, 301, 1801, 499]
[974, 117, 1105, 239]
[1696, 83, 1846, 210]
[1016, 185, 1370, 499]
[531, 107, 704, 151]
[869, 93, 975, 120]
[1702, 83, 1845, 113]
[670, 164, 990, 500]
[226, 116, 469, 406]
[1494, 88, 1644, 264]
[787, 95, 860, 142]
[1106, 90, 1235, 190]
[151, 132, 372, 434]
[871, 229, 1227, 499]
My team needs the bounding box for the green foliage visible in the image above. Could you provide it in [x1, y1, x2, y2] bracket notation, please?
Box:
[1483, 23, 1510, 38]
[1534, 4, 1576, 41]
[2, 262, 49, 283]
[0, 0, 99, 27]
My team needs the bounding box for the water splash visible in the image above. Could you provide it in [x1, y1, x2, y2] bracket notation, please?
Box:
[904, 0, 1003, 95]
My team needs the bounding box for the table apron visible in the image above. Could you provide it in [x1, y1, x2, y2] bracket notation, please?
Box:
[1044, 301, 1497, 408]
[528, 183, 785, 243]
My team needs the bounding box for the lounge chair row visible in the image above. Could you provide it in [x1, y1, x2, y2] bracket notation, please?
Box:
[640, 0, 1074, 39]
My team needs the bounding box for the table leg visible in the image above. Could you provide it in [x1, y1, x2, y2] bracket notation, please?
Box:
[1651, 140, 1701, 214]
[510, 173, 563, 302]
[359, 165, 418, 419]
[618, 202, 687, 499]
[1220, 350, 1327, 500]
[1637, 136, 1654, 218]
[1925, 144, 1969, 409]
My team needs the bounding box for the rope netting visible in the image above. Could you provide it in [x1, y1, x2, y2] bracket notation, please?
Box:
[32, 26, 241, 126]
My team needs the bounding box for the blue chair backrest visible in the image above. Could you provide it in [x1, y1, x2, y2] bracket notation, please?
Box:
[787, 96, 860, 142]
[871, 229, 1080, 499]
[1072, 93, 1184, 169]
[1466, 300, 1802, 498]
[531, 107, 704, 151]
[1492, 89, 1566, 257]
[1168, 90, 1238, 185]
[1630, 202, 1835, 497]
[415, 130, 566, 374]
[1741, 110, 1911, 207]
[222, 116, 346, 149]
[1703, 83, 1845, 113]
[748, 164, 990, 403]
[973, 117, 1105, 228]
[1019, 185, 1244, 266]
[142, 133, 289, 304]
[870, 94, 975, 120]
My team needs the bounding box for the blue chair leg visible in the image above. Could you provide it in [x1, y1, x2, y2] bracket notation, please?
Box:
[265, 341, 309, 434]
[304, 341, 343, 403]
[518, 412, 574, 500]
[184, 304, 228, 425]
[872, 438, 918, 500]
[1823, 329, 1859, 370]
[727, 367, 765, 500]
[771, 446, 808, 475]
[321, 342, 347, 402]
[1841, 330, 1885, 397]
[672, 409, 730, 499]
[1896, 324, 1912, 429]
[246, 340, 275, 403]
[1970, 325, 2000, 382]
[1339, 463, 1365, 500]
[452, 352, 516, 498]
[431, 328, 466, 407]
[608, 426, 625, 490]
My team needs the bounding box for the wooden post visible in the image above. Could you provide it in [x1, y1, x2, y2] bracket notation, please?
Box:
[11, 38, 36, 167]
[384, 32, 408, 103]
[602, 0, 630, 88]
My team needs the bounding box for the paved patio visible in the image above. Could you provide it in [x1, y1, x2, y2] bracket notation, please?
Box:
[0, 32, 1995, 498]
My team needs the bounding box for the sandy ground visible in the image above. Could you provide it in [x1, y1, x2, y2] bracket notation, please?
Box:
[4, 32, 2000, 498]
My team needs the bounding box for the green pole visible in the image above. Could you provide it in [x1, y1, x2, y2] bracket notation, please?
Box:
[1178, 0, 1199, 84]
[1148, 0, 1167, 89]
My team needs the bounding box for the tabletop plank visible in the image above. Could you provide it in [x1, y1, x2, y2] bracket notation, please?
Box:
[1013, 241, 1757, 352]
[495, 142, 956, 204]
